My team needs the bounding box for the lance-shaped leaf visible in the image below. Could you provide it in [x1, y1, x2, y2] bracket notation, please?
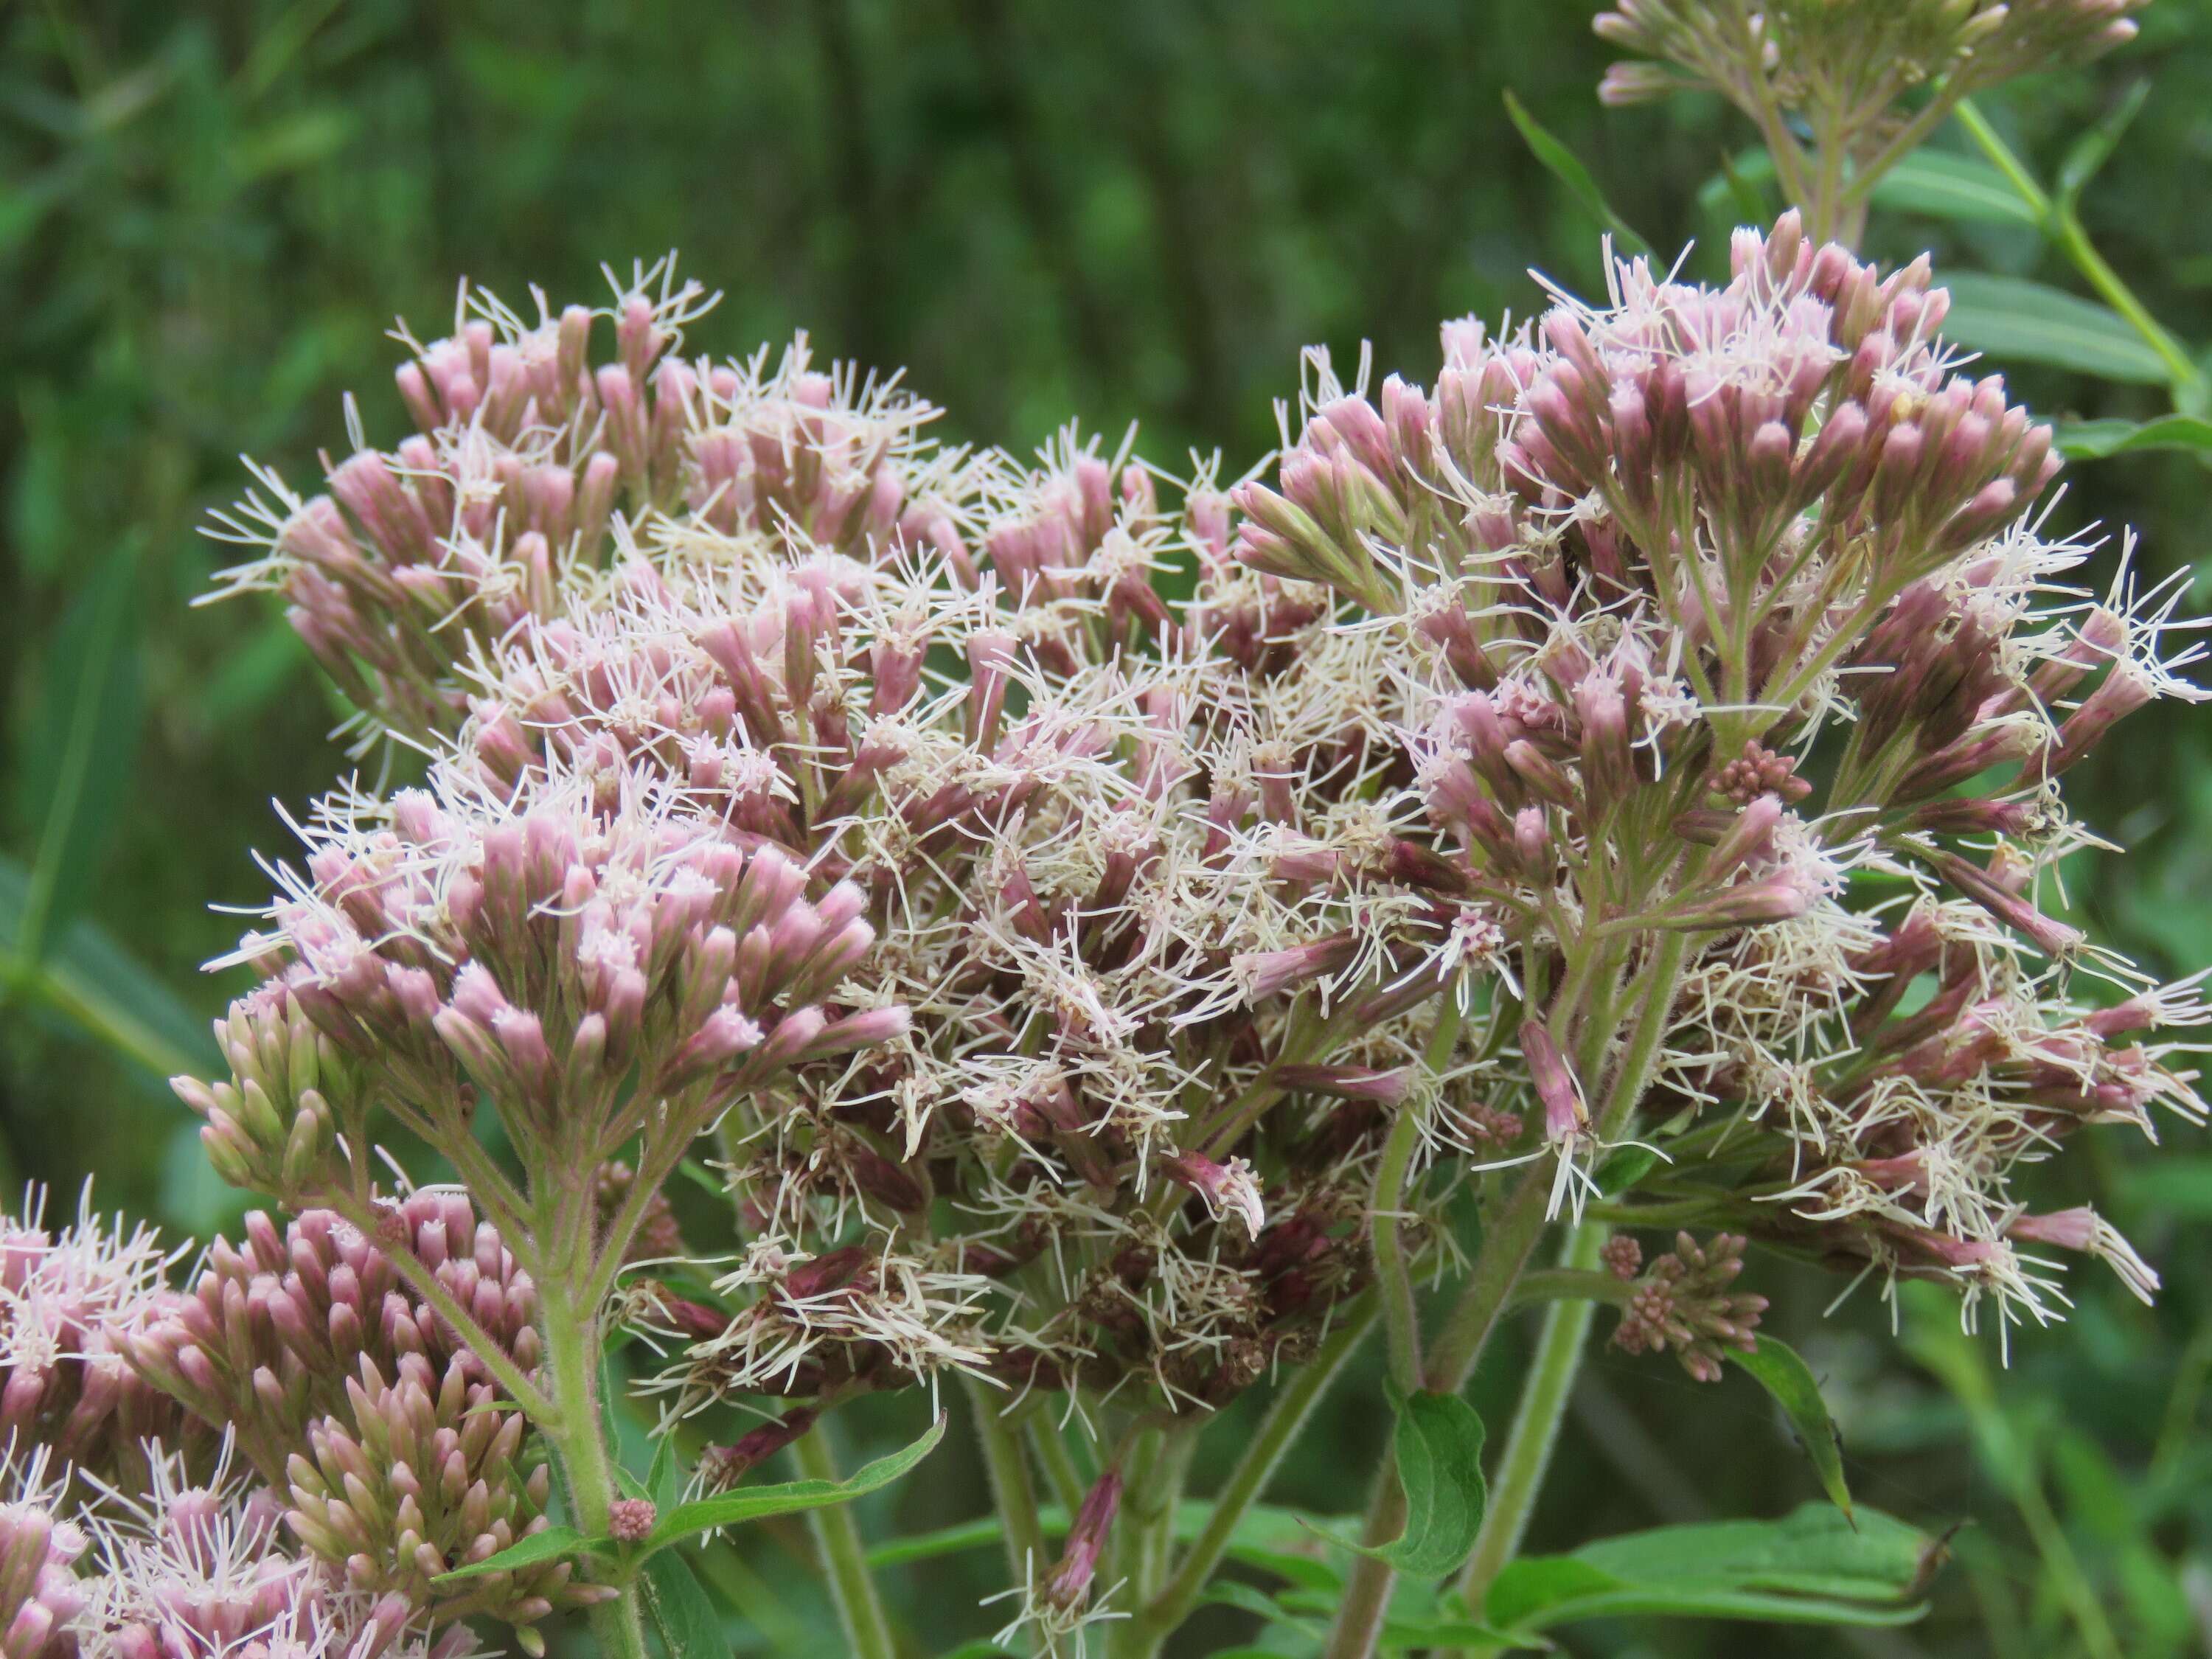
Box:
[1484, 1503, 1941, 1634]
[2056, 414, 2212, 459]
[432, 1525, 598, 1585]
[1503, 90, 1651, 257]
[642, 1548, 735, 1659]
[1938, 273, 2170, 384]
[0, 852, 216, 1078]
[1728, 1338, 1854, 1519]
[11, 537, 145, 973]
[641, 1411, 946, 1556]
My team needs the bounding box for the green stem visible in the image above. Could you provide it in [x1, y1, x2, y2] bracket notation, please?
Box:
[1136, 1295, 1380, 1647]
[2054, 212, 2204, 389]
[968, 1374, 1048, 1642]
[1331, 927, 1694, 1658]
[1375, 998, 1468, 1394]
[1509, 1267, 1630, 1311]
[1591, 931, 1693, 1141]
[1952, 98, 2050, 216]
[1453, 1224, 1608, 1625]
[1028, 1412, 1090, 1516]
[1142, 1433, 1194, 1593]
[794, 1426, 899, 1659]
[1108, 1427, 1189, 1659]
[538, 1275, 650, 1659]
[1371, 1102, 1428, 1397]
[1955, 97, 2202, 392]
[1423, 1164, 1558, 1395]
[1325, 1166, 1555, 1659]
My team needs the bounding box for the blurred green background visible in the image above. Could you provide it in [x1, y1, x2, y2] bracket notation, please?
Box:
[8, 1, 2212, 1654]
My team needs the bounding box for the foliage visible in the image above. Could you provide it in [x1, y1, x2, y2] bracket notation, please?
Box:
[8, 3, 2212, 1656]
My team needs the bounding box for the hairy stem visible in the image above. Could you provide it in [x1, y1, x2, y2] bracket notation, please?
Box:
[1955, 97, 2202, 392]
[1509, 1266, 1632, 1311]
[1331, 926, 1693, 1657]
[1370, 1100, 1429, 1396]
[1324, 1164, 1556, 1659]
[1377, 999, 1469, 1394]
[1029, 1411, 1090, 1515]
[1135, 1295, 1379, 1649]
[795, 1425, 900, 1659]
[1424, 1163, 1559, 1396]
[968, 1374, 1048, 1630]
[1453, 1222, 1609, 1627]
[538, 1271, 650, 1659]
[1107, 1426, 1183, 1659]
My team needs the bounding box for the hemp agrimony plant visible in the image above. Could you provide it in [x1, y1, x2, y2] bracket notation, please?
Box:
[0, 3, 2198, 1656]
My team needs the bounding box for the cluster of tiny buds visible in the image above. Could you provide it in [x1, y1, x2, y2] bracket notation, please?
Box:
[1594, 0, 2147, 114]
[1610, 1233, 1770, 1384]
[605, 1499, 657, 1545]
[105, 1193, 595, 1646]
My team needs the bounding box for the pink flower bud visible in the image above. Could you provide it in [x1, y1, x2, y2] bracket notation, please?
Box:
[1522, 1020, 1585, 1143]
[1045, 1471, 1122, 1611]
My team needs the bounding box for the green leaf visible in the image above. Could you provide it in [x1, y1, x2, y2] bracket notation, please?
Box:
[1230, 1545, 1342, 1596]
[1312, 1389, 1486, 1579]
[2056, 80, 2149, 212]
[641, 1547, 734, 1659]
[1380, 1616, 1545, 1653]
[1203, 1579, 1320, 1630]
[12, 537, 146, 972]
[1574, 1504, 1931, 1599]
[1937, 274, 2171, 384]
[229, 107, 357, 182]
[1874, 151, 2042, 227]
[1486, 1503, 1940, 1634]
[1717, 149, 1772, 228]
[648, 1430, 683, 1511]
[1728, 1338, 1853, 1518]
[1593, 1145, 1660, 1197]
[643, 1412, 945, 1556]
[679, 1158, 728, 1200]
[866, 1512, 1019, 1568]
[431, 1524, 596, 1585]
[2054, 414, 2212, 459]
[199, 619, 311, 726]
[1502, 91, 1651, 257]
[1700, 148, 2036, 230]
[866, 1497, 1321, 1571]
[0, 853, 215, 1079]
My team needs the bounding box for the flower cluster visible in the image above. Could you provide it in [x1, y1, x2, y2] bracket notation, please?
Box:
[184, 205, 2207, 1650]
[1236, 212, 2205, 1334]
[0, 1190, 528, 1658]
[1596, 0, 2146, 117]
[119, 1194, 595, 1641]
[0, 1190, 196, 1494]
[72, 1447, 484, 1659]
[1608, 1231, 1769, 1382]
[181, 758, 891, 1227]
[1593, 1, 2148, 242]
